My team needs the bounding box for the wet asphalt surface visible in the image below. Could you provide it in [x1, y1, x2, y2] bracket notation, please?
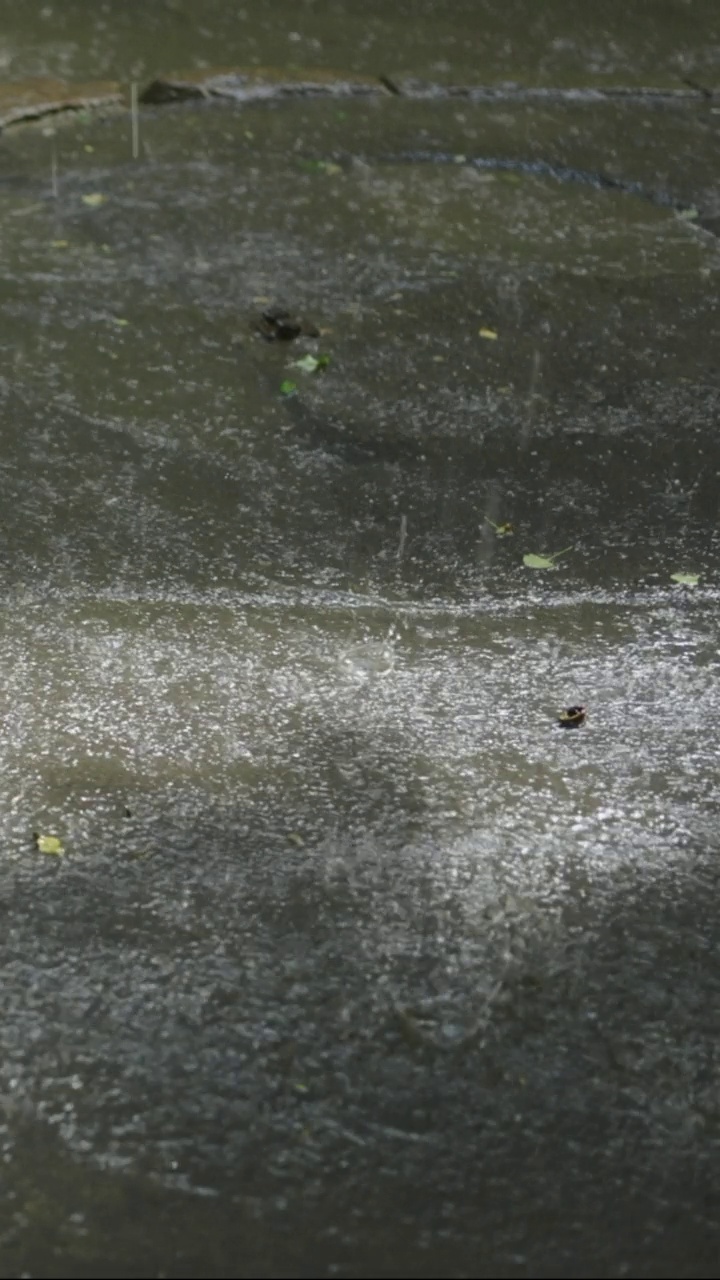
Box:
[0, 4, 720, 1277]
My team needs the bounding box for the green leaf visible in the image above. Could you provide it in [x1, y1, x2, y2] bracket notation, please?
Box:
[280, 379, 297, 395]
[81, 192, 107, 208]
[523, 553, 558, 569]
[292, 355, 318, 373]
[670, 572, 700, 585]
[523, 547, 572, 570]
[292, 353, 330, 374]
[297, 159, 342, 176]
[33, 833, 64, 855]
[677, 206, 699, 221]
[484, 516, 514, 537]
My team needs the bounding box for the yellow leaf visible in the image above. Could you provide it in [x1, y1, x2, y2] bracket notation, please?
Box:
[33, 833, 64, 855]
[81, 192, 107, 208]
[51, 239, 69, 249]
[479, 327, 498, 340]
[84, 144, 95, 153]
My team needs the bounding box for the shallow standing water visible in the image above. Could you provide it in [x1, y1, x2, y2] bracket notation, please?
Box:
[0, 3, 720, 1277]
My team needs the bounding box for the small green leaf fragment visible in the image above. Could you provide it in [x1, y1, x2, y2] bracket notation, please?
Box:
[81, 192, 107, 208]
[293, 355, 318, 373]
[280, 379, 297, 395]
[523, 545, 572, 569]
[523, 553, 557, 569]
[33, 833, 64, 855]
[292, 353, 330, 374]
[297, 159, 342, 175]
[484, 516, 514, 537]
[670, 572, 700, 585]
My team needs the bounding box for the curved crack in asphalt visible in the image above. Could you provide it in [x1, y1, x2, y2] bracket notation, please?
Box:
[367, 152, 708, 221]
[0, 69, 714, 228]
